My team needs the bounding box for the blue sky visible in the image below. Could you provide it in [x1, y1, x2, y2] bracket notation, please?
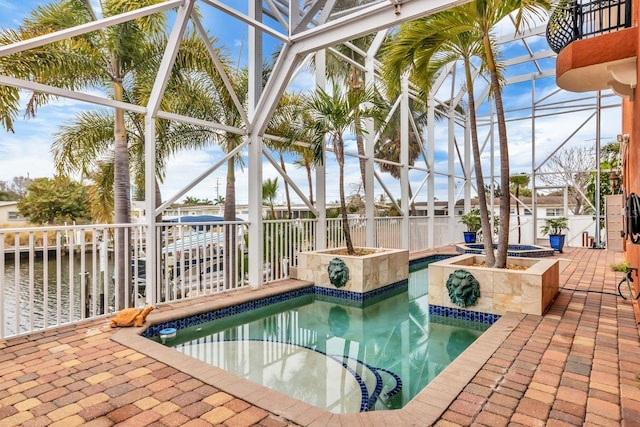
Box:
[0, 1, 623, 206]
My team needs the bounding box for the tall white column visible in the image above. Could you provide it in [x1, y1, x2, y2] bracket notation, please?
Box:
[531, 78, 538, 244]
[365, 52, 376, 247]
[448, 108, 456, 232]
[144, 116, 157, 306]
[247, 133, 263, 288]
[464, 116, 471, 213]
[247, 0, 263, 288]
[315, 50, 327, 250]
[400, 74, 410, 249]
[427, 92, 435, 248]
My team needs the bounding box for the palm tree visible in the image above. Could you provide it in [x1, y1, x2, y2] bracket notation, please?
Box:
[472, 0, 549, 267]
[51, 73, 221, 222]
[382, 10, 497, 265]
[509, 173, 530, 243]
[305, 80, 382, 255]
[375, 96, 432, 217]
[264, 92, 306, 219]
[0, 0, 173, 308]
[293, 146, 317, 206]
[1, 2, 234, 304]
[382, 0, 549, 267]
[307, 23, 376, 189]
[262, 177, 279, 219]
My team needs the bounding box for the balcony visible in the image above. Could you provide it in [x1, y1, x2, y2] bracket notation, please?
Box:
[547, 0, 637, 97]
[547, 0, 632, 53]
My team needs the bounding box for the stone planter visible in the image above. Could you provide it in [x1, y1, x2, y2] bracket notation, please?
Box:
[296, 247, 409, 294]
[428, 254, 559, 316]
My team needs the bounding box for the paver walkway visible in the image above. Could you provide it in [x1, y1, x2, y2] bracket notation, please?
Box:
[0, 247, 639, 426]
[437, 247, 640, 426]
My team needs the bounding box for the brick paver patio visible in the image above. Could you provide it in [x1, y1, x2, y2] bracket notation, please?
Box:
[1, 247, 639, 426]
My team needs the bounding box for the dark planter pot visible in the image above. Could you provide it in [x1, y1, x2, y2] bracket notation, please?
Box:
[549, 234, 566, 253]
[463, 232, 477, 244]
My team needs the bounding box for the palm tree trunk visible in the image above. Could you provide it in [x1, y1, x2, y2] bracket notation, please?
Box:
[484, 36, 510, 268]
[305, 162, 314, 205]
[224, 157, 237, 288]
[113, 82, 131, 309]
[516, 186, 521, 244]
[464, 58, 495, 266]
[355, 121, 367, 189]
[155, 178, 163, 222]
[336, 136, 354, 254]
[279, 153, 292, 219]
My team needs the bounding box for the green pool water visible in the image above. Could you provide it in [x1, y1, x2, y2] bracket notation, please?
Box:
[161, 266, 490, 413]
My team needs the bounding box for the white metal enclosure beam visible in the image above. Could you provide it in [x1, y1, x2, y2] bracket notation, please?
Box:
[401, 74, 410, 248]
[291, 0, 471, 55]
[248, 0, 264, 289]
[0, 0, 184, 57]
[314, 49, 327, 251]
[144, 0, 195, 304]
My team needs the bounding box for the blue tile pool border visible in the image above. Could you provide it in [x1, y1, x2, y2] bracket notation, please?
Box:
[143, 286, 314, 337]
[313, 278, 408, 306]
[428, 304, 501, 325]
[455, 244, 554, 258]
[409, 253, 457, 269]
[143, 253, 499, 338]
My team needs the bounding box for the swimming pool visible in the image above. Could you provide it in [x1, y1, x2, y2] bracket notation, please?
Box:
[150, 263, 492, 413]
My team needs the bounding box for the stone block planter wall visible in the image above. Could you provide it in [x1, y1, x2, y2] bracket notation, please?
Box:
[296, 247, 409, 293]
[428, 254, 559, 316]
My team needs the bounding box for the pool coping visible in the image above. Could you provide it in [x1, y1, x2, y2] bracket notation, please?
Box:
[112, 279, 522, 426]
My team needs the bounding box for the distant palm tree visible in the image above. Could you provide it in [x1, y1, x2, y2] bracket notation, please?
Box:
[265, 92, 306, 219]
[262, 177, 279, 219]
[293, 146, 317, 206]
[374, 97, 429, 216]
[305, 80, 382, 255]
[510, 173, 530, 243]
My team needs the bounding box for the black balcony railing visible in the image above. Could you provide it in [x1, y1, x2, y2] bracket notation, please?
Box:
[546, 0, 632, 53]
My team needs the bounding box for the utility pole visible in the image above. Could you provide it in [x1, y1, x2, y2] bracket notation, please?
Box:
[215, 178, 220, 199]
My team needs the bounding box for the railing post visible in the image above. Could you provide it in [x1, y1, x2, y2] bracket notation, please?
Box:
[572, 1, 581, 40]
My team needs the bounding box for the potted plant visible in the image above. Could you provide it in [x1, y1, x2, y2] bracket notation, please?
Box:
[459, 208, 482, 244]
[296, 82, 410, 294]
[542, 217, 569, 253]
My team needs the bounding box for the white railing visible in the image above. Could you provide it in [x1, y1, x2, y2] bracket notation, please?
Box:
[374, 217, 402, 249]
[409, 217, 430, 252]
[263, 219, 316, 282]
[152, 221, 249, 304]
[1, 214, 601, 338]
[0, 224, 146, 338]
[0, 221, 250, 339]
